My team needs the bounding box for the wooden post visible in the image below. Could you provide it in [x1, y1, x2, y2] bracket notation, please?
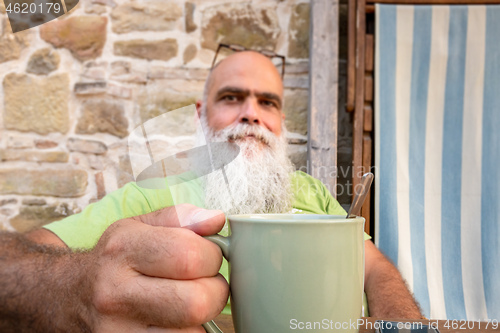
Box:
[352, 0, 366, 195]
[308, 0, 339, 197]
[347, 0, 357, 111]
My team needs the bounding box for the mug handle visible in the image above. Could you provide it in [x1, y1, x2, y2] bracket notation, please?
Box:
[202, 234, 231, 333]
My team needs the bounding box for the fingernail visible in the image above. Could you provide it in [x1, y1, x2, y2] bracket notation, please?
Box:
[186, 209, 224, 226]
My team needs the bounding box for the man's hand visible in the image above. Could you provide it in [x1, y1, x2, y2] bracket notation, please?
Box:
[364, 240, 423, 318]
[88, 205, 228, 331]
[0, 205, 229, 332]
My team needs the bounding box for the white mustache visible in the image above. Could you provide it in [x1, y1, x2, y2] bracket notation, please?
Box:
[224, 124, 274, 146]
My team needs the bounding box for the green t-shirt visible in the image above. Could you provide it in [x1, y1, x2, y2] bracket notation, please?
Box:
[44, 171, 355, 249]
[44, 170, 370, 315]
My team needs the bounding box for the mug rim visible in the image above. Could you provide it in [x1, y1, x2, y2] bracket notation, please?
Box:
[227, 214, 365, 224]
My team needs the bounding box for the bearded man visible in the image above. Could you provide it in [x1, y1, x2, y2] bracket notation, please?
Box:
[28, 50, 422, 321]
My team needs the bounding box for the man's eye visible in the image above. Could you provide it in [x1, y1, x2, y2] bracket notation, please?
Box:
[261, 100, 277, 108]
[222, 95, 238, 102]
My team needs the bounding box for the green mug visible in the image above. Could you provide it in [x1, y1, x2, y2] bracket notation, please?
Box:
[203, 214, 365, 333]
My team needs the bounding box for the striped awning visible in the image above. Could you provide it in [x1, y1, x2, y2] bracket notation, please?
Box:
[375, 4, 500, 320]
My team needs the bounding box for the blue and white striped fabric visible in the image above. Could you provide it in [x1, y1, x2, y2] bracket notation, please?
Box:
[375, 4, 500, 320]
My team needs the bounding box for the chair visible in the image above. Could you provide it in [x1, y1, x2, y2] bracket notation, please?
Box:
[348, 1, 500, 320]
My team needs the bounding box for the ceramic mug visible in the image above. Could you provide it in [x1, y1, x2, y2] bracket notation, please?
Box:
[203, 214, 365, 333]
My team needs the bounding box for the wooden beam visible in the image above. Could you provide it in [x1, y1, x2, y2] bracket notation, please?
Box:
[364, 104, 373, 132]
[308, 0, 339, 197]
[364, 74, 373, 102]
[352, 0, 366, 193]
[365, 34, 374, 72]
[347, 0, 357, 112]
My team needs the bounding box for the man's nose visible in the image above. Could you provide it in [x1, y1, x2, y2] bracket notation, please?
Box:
[239, 99, 261, 125]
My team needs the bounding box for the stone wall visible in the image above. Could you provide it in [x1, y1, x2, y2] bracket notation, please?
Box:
[0, 0, 353, 232]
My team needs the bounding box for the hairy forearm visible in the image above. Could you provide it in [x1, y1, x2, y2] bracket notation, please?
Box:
[0, 232, 92, 333]
[365, 257, 423, 319]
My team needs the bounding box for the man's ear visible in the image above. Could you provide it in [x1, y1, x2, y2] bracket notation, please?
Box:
[195, 100, 203, 117]
[281, 111, 286, 120]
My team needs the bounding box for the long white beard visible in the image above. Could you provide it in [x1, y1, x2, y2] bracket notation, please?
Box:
[199, 113, 295, 215]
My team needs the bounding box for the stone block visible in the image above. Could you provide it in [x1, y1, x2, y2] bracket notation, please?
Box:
[107, 83, 132, 99]
[7, 135, 34, 149]
[74, 81, 107, 95]
[185, 2, 197, 33]
[35, 140, 58, 149]
[0, 169, 87, 197]
[0, 198, 17, 206]
[287, 137, 307, 145]
[95, 172, 105, 199]
[83, 67, 106, 80]
[288, 3, 310, 59]
[88, 154, 104, 170]
[10, 203, 76, 232]
[85, 60, 108, 68]
[284, 89, 308, 135]
[110, 61, 148, 83]
[111, 1, 182, 33]
[92, 0, 116, 7]
[112, 72, 147, 84]
[22, 198, 46, 206]
[283, 64, 309, 90]
[117, 154, 134, 188]
[137, 87, 199, 125]
[110, 61, 130, 76]
[201, 3, 280, 51]
[118, 154, 133, 175]
[0, 149, 69, 163]
[283, 75, 309, 89]
[82, 62, 107, 80]
[0, 209, 13, 219]
[148, 66, 208, 81]
[40, 16, 107, 62]
[70, 153, 87, 168]
[114, 38, 178, 61]
[287, 144, 307, 171]
[76, 99, 128, 138]
[67, 138, 108, 155]
[26, 48, 60, 75]
[183, 44, 197, 64]
[285, 62, 309, 75]
[3, 73, 69, 135]
[0, 18, 31, 64]
[85, 4, 107, 15]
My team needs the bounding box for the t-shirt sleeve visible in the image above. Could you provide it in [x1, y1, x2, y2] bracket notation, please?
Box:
[323, 188, 347, 215]
[43, 182, 174, 250]
[291, 171, 371, 241]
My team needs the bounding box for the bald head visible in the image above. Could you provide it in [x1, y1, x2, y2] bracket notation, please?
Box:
[207, 51, 283, 93]
[198, 51, 285, 136]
